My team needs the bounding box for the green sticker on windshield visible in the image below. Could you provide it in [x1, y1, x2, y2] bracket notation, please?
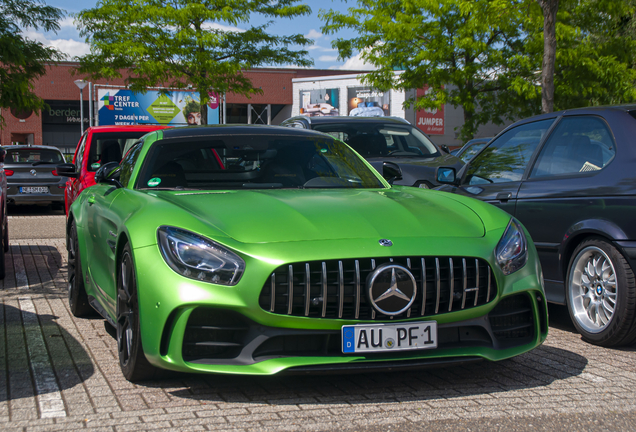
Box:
[147, 177, 161, 187]
[91, 163, 101, 170]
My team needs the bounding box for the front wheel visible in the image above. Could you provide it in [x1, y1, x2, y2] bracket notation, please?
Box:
[117, 243, 160, 382]
[567, 238, 636, 347]
[68, 221, 93, 317]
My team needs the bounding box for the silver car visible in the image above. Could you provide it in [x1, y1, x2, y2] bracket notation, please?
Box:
[4, 145, 67, 206]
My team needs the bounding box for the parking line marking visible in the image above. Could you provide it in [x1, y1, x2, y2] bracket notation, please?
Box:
[13, 246, 29, 290]
[19, 297, 67, 418]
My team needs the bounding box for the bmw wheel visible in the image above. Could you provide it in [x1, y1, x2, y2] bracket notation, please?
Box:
[117, 243, 159, 382]
[68, 221, 93, 316]
[567, 238, 636, 347]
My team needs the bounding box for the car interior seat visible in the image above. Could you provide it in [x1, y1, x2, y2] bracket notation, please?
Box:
[101, 140, 123, 164]
[150, 161, 187, 188]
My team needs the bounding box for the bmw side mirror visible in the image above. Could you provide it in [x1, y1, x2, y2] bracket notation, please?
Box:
[382, 161, 403, 185]
[94, 161, 123, 188]
[441, 144, 451, 154]
[436, 167, 458, 185]
[55, 163, 79, 178]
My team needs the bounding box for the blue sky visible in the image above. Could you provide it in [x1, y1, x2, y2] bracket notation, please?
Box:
[29, 0, 372, 70]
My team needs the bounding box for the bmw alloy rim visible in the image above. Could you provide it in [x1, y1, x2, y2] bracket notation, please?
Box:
[569, 246, 617, 333]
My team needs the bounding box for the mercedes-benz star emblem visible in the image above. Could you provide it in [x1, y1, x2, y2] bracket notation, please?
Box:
[367, 263, 417, 315]
[379, 239, 393, 247]
[30, 169, 37, 176]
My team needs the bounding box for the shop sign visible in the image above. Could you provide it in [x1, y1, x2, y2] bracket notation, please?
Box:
[299, 89, 340, 117]
[42, 100, 90, 125]
[97, 89, 219, 125]
[347, 87, 390, 117]
[415, 86, 444, 135]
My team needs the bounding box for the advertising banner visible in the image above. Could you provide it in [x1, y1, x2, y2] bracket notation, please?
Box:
[42, 100, 90, 125]
[346, 87, 390, 117]
[415, 86, 444, 135]
[97, 89, 219, 126]
[299, 89, 339, 117]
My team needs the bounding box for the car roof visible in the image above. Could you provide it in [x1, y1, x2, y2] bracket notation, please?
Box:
[3, 145, 63, 152]
[161, 124, 331, 139]
[282, 116, 411, 126]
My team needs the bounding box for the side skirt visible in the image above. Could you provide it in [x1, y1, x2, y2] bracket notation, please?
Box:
[87, 295, 117, 327]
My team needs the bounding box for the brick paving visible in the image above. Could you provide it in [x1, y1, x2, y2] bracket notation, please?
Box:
[1, 237, 636, 431]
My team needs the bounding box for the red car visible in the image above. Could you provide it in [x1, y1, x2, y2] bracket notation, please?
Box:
[56, 125, 169, 215]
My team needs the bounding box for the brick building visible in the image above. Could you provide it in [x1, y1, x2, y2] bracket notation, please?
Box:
[0, 62, 360, 154]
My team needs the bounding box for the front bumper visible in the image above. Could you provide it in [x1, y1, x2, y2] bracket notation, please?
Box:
[127, 234, 548, 376]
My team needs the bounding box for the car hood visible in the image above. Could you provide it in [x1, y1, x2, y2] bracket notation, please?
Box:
[151, 188, 485, 244]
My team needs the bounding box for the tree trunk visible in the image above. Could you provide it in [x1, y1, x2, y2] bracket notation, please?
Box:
[200, 88, 208, 125]
[538, 0, 559, 113]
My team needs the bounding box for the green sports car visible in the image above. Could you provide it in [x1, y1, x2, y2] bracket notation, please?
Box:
[67, 125, 548, 381]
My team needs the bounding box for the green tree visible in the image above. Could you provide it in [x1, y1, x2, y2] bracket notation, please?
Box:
[0, 0, 64, 126]
[321, 0, 538, 142]
[76, 0, 313, 124]
[527, 0, 636, 111]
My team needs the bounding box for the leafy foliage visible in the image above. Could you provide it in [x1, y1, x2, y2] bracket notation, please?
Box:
[322, 0, 636, 140]
[321, 0, 538, 142]
[76, 0, 314, 124]
[0, 0, 64, 125]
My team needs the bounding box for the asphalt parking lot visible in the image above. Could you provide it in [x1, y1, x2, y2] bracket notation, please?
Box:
[2, 207, 636, 431]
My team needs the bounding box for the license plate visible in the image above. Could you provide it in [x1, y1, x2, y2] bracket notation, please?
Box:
[19, 186, 49, 194]
[342, 321, 437, 353]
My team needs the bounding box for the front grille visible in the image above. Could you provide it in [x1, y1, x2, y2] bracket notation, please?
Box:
[489, 294, 535, 346]
[259, 257, 496, 320]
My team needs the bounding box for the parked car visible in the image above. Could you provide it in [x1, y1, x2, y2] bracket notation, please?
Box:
[453, 137, 493, 163]
[66, 125, 547, 381]
[55, 125, 170, 215]
[280, 116, 463, 188]
[4, 145, 67, 207]
[435, 105, 636, 347]
[0, 146, 8, 279]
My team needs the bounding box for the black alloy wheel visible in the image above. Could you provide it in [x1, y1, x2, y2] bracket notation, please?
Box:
[68, 220, 93, 316]
[566, 237, 636, 347]
[117, 243, 160, 382]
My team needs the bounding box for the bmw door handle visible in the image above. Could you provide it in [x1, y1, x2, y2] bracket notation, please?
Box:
[496, 192, 512, 202]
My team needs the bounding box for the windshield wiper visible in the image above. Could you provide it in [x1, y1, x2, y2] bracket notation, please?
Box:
[242, 183, 283, 189]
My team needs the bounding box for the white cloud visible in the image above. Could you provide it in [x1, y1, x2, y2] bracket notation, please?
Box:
[22, 30, 90, 59]
[305, 29, 322, 39]
[334, 52, 376, 70]
[59, 17, 77, 28]
[201, 22, 246, 32]
[307, 44, 322, 51]
[318, 55, 338, 62]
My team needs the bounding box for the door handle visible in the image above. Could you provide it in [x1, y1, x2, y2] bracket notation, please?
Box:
[496, 192, 512, 201]
[87, 195, 96, 205]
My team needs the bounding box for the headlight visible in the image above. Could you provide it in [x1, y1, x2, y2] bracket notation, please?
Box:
[495, 219, 528, 275]
[157, 226, 245, 285]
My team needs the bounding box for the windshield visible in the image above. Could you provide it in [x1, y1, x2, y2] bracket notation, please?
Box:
[88, 131, 151, 171]
[5, 149, 64, 164]
[136, 134, 385, 190]
[312, 123, 440, 158]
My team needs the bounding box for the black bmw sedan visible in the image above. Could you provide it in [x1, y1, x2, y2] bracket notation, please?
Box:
[435, 105, 636, 347]
[281, 116, 464, 188]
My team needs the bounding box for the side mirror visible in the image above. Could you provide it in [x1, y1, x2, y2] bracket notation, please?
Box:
[55, 163, 79, 178]
[0, 148, 6, 163]
[441, 144, 451, 154]
[382, 161, 403, 185]
[436, 167, 458, 185]
[94, 161, 122, 187]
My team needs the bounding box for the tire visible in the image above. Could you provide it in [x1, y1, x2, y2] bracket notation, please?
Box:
[117, 243, 160, 382]
[68, 220, 94, 317]
[566, 237, 636, 347]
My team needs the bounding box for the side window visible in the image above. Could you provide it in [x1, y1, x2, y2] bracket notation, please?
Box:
[119, 141, 143, 188]
[74, 133, 88, 168]
[466, 119, 554, 185]
[529, 116, 615, 178]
